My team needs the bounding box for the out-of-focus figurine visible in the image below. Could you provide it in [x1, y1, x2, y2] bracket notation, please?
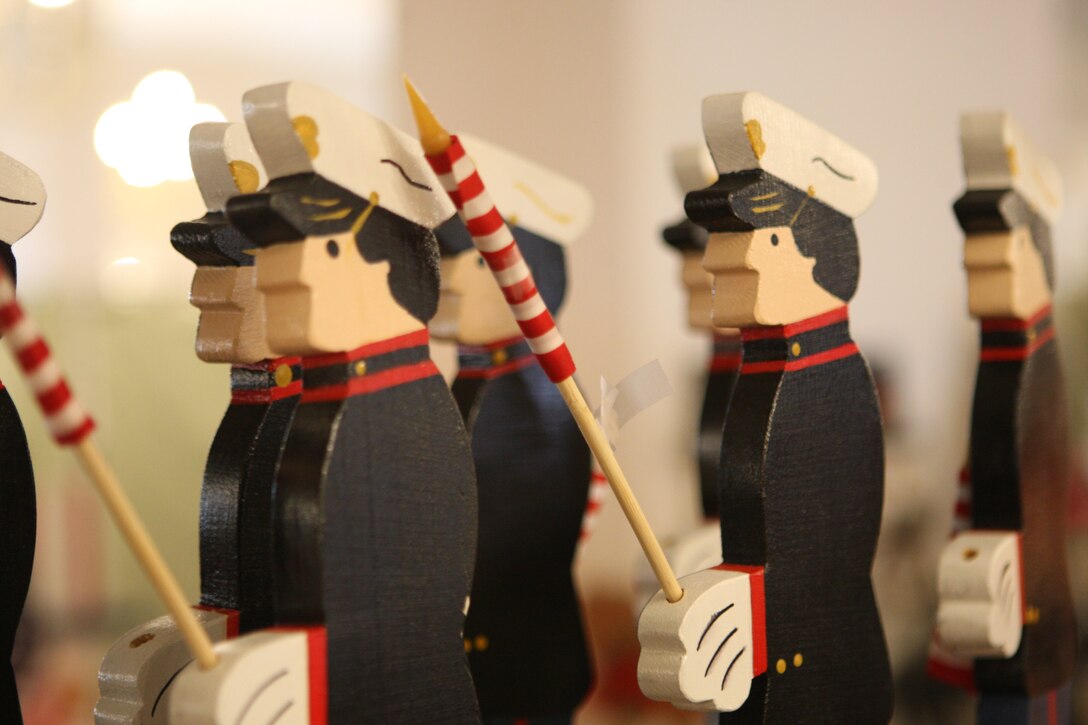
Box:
[931, 111, 1077, 725]
[0, 151, 43, 725]
[662, 143, 741, 522]
[431, 133, 594, 722]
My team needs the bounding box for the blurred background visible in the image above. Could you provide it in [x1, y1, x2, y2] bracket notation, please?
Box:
[1, 0, 1086, 722]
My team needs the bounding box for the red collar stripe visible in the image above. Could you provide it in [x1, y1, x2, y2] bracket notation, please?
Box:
[980, 303, 1052, 333]
[711, 353, 742, 373]
[301, 329, 430, 370]
[457, 355, 535, 380]
[231, 379, 303, 404]
[979, 325, 1054, 362]
[741, 306, 849, 342]
[742, 342, 858, 375]
[301, 360, 439, 403]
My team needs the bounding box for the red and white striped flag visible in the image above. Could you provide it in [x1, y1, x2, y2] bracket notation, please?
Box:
[424, 136, 576, 384]
[0, 270, 95, 445]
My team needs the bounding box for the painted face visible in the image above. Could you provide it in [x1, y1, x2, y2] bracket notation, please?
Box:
[963, 225, 1050, 319]
[432, 249, 520, 345]
[701, 225, 842, 327]
[190, 265, 272, 364]
[255, 229, 422, 355]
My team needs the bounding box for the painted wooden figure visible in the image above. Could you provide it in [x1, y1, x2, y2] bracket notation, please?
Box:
[932, 112, 1077, 724]
[431, 133, 594, 723]
[168, 82, 479, 724]
[662, 144, 742, 523]
[95, 121, 286, 723]
[638, 92, 893, 723]
[0, 152, 42, 725]
[174, 122, 301, 636]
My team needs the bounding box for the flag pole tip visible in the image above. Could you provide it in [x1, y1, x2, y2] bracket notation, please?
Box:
[403, 75, 451, 155]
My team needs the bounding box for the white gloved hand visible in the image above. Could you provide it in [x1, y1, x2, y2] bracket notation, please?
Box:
[169, 628, 320, 725]
[936, 530, 1022, 658]
[94, 608, 231, 724]
[638, 566, 763, 712]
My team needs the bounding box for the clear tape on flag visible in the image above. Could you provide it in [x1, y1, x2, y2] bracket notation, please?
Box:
[595, 359, 673, 450]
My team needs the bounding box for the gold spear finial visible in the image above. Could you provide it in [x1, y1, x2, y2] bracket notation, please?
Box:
[403, 75, 452, 156]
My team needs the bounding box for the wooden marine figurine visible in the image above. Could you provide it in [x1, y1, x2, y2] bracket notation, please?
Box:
[430, 133, 594, 723]
[96, 121, 290, 723]
[0, 152, 42, 725]
[174, 122, 300, 636]
[637, 91, 893, 724]
[932, 112, 1077, 724]
[662, 144, 742, 523]
[168, 82, 479, 724]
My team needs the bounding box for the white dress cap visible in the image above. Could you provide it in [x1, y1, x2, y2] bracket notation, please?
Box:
[960, 111, 1062, 224]
[671, 143, 716, 196]
[241, 82, 454, 229]
[0, 152, 45, 245]
[458, 133, 593, 247]
[702, 92, 878, 219]
[189, 122, 265, 213]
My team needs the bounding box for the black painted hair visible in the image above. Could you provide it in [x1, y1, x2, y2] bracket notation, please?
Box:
[685, 168, 859, 302]
[435, 215, 568, 313]
[226, 173, 441, 323]
[661, 218, 708, 253]
[170, 212, 255, 267]
[953, 188, 1054, 290]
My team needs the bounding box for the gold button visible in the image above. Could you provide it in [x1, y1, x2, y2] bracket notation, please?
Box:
[354, 360, 367, 377]
[463, 638, 472, 653]
[274, 363, 293, 388]
[776, 658, 787, 674]
[491, 349, 508, 366]
[790, 342, 801, 357]
[1026, 328, 1036, 342]
[793, 653, 803, 667]
[474, 635, 489, 651]
[1025, 606, 1040, 624]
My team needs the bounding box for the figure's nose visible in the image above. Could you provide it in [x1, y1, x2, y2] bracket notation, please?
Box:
[190, 267, 242, 311]
[702, 232, 756, 274]
[963, 231, 1014, 270]
[255, 243, 308, 293]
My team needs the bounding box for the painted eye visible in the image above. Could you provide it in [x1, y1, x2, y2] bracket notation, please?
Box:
[326, 240, 340, 258]
[770, 233, 779, 246]
[477, 256, 486, 268]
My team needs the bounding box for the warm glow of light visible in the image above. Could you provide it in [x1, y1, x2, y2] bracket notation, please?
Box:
[111, 256, 141, 266]
[94, 71, 224, 188]
[28, 0, 77, 8]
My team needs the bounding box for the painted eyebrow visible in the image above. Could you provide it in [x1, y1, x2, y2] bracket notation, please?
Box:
[811, 157, 854, 181]
[380, 158, 432, 191]
[0, 195, 36, 206]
